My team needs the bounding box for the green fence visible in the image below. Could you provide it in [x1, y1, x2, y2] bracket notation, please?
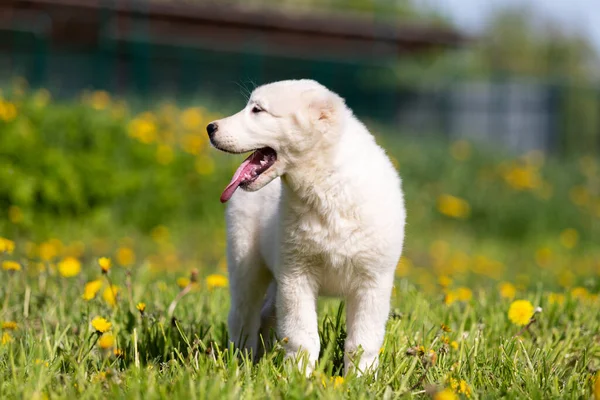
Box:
[1, 13, 599, 155]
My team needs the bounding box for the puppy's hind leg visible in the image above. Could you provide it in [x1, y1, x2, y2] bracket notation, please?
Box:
[257, 280, 278, 357]
[227, 251, 271, 359]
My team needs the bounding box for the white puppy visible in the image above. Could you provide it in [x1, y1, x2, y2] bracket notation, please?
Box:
[207, 80, 405, 375]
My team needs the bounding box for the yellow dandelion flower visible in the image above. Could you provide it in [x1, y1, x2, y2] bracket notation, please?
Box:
[438, 275, 452, 288]
[58, 257, 81, 278]
[82, 280, 103, 301]
[91, 317, 112, 333]
[0, 100, 18, 122]
[499, 282, 516, 300]
[444, 290, 457, 306]
[434, 388, 458, 400]
[98, 257, 112, 273]
[559, 229, 579, 249]
[437, 194, 470, 219]
[322, 376, 344, 389]
[0, 237, 16, 254]
[114, 348, 124, 358]
[570, 287, 589, 301]
[176, 277, 190, 289]
[181, 134, 204, 155]
[508, 300, 534, 326]
[206, 274, 228, 290]
[92, 371, 107, 383]
[332, 376, 344, 388]
[89, 90, 110, 110]
[395, 256, 412, 277]
[450, 341, 459, 350]
[136, 302, 146, 313]
[502, 165, 541, 190]
[180, 107, 204, 130]
[102, 286, 119, 307]
[441, 323, 452, 332]
[38, 242, 57, 261]
[456, 287, 473, 302]
[98, 333, 115, 349]
[116, 247, 135, 267]
[547, 292, 565, 305]
[459, 380, 472, 397]
[448, 378, 459, 390]
[1, 332, 13, 345]
[34, 359, 49, 367]
[127, 115, 157, 144]
[2, 260, 21, 271]
[2, 321, 18, 330]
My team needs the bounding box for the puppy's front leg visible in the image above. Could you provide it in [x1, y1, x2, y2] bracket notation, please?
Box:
[228, 262, 271, 358]
[344, 282, 393, 375]
[277, 273, 320, 375]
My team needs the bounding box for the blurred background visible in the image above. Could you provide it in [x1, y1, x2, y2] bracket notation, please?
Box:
[0, 0, 598, 294]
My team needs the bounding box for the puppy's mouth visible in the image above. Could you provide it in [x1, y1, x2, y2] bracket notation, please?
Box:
[220, 147, 277, 203]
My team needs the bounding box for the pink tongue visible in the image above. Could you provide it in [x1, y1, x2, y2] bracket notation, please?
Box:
[220, 154, 257, 203]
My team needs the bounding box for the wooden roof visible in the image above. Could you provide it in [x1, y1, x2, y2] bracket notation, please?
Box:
[1, 0, 466, 61]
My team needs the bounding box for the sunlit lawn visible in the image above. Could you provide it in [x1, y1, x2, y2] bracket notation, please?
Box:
[1, 254, 599, 399]
[0, 84, 599, 399]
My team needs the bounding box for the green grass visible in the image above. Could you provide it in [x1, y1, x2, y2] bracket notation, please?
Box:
[0, 267, 598, 399]
[0, 86, 599, 399]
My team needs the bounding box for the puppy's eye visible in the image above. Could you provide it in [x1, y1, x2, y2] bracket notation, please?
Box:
[251, 106, 264, 114]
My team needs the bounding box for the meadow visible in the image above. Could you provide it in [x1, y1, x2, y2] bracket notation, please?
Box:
[0, 81, 599, 399]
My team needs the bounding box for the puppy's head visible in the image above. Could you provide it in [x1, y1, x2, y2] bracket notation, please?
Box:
[207, 79, 344, 203]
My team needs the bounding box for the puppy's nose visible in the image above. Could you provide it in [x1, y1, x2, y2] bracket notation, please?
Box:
[206, 122, 218, 139]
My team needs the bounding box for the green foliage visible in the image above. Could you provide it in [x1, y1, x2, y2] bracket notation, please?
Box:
[0, 89, 598, 399]
[472, 7, 596, 81]
[0, 92, 598, 286]
[0, 93, 229, 237]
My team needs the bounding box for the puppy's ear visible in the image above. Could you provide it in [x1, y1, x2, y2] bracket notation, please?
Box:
[306, 90, 343, 123]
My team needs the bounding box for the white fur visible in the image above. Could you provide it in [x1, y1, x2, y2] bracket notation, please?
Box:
[209, 80, 405, 375]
